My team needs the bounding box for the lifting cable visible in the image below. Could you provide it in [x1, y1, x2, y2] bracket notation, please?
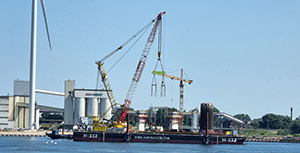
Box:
[100, 20, 154, 63]
[107, 23, 153, 73]
[184, 71, 191, 80]
[96, 19, 155, 89]
[151, 18, 166, 97]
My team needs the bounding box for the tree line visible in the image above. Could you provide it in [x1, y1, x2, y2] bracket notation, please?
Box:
[41, 113, 64, 120]
[250, 113, 300, 135]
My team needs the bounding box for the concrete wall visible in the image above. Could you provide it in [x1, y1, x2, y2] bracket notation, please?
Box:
[12, 96, 29, 128]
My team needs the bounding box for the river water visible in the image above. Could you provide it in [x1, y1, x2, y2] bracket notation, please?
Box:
[0, 136, 299, 153]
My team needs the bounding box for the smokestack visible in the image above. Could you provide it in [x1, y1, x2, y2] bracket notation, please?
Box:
[291, 107, 293, 120]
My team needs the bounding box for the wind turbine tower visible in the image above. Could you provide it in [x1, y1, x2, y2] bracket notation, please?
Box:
[29, 0, 52, 129]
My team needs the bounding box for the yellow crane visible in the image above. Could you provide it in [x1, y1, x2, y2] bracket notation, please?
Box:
[152, 69, 193, 131]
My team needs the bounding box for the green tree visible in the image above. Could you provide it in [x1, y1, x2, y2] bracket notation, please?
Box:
[183, 115, 191, 126]
[155, 107, 178, 130]
[214, 107, 220, 113]
[124, 107, 136, 126]
[213, 107, 220, 127]
[234, 114, 251, 121]
[261, 114, 291, 129]
[251, 118, 263, 129]
[290, 118, 300, 134]
[41, 113, 63, 119]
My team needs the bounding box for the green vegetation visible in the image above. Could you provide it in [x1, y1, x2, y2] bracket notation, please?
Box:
[41, 113, 64, 119]
[277, 129, 291, 135]
[213, 107, 220, 113]
[154, 107, 178, 130]
[183, 116, 191, 126]
[290, 118, 300, 134]
[250, 114, 292, 129]
[247, 114, 300, 137]
[39, 113, 64, 130]
[39, 123, 62, 130]
[239, 129, 277, 137]
[125, 107, 136, 127]
[234, 114, 251, 121]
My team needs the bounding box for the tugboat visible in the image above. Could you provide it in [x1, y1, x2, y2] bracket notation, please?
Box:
[46, 130, 73, 139]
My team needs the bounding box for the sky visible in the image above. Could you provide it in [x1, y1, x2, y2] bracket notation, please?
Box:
[1, 1, 300, 120]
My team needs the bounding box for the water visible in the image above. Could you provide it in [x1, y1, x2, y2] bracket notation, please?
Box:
[0, 137, 299, 153]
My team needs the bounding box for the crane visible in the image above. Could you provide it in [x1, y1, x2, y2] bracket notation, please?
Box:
[94, 16, 158, 124]
[118, 11, 166, 123]
[152, 69, 193, 131]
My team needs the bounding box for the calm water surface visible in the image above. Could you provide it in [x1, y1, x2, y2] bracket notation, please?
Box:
[0, 136, 299, 153]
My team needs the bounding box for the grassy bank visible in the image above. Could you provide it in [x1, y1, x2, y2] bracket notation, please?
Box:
[239, 129, 278, 137]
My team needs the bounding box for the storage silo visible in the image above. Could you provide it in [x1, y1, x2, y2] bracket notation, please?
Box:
[200, 103, 214, 130]
[87, 98, 98, 117]
[75, 97, 85, 124]
[100, 98, 111, 120]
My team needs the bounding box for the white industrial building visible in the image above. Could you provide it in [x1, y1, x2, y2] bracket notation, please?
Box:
[64, 80, 111, 128]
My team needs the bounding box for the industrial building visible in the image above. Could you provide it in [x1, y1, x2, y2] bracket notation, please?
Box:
[0, 80, 32, 129]
[0, 79, 112, 130]
[63, 80, 111, 128]
[0, 96, 15, 129]
[0, 80, 63, 129]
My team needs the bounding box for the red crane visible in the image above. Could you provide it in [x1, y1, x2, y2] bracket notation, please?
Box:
[118, 11, 166, 123]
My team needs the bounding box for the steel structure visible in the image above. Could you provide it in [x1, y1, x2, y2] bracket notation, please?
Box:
[96, 61, 119, 119]
[118, 12, 166, 123]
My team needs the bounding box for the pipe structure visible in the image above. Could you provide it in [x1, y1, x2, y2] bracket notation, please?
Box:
[35, 89, 65, 96]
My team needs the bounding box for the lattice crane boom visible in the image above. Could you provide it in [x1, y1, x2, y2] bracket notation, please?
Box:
[118, 11, 166, 123]
[96, 61, 119, 119]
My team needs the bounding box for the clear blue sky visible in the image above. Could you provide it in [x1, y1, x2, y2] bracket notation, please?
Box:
[1, 1, 299, 120]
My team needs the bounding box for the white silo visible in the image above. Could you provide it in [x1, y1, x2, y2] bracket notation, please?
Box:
[87, 98, 98, 117]
[75, 97, 85, 124]
[100, 98, 111, 120]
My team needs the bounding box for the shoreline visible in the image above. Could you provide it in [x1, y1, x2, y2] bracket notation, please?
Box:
[0, 130, 72, 137]
[245, 136, 300, 143]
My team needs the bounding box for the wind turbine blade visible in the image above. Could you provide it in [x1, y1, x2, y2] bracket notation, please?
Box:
[40, 0, 52, 50]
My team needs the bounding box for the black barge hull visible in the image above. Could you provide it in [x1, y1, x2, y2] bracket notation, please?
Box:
[73, 131, 246, 144]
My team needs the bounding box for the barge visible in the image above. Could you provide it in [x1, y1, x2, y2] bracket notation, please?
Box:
[72, 103, 247, 144]
[73, 131, 246, 144]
